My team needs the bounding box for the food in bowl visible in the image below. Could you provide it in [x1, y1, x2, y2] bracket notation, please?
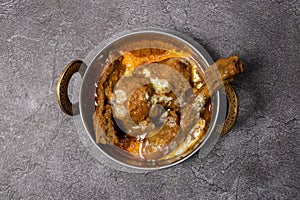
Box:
[92, 40, 244, 161]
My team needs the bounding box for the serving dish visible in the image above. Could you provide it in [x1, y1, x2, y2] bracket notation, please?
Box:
[56, 29, 243, 170]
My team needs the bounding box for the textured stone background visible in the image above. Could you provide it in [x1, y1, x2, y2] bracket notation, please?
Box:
[0, 0, 299, 199]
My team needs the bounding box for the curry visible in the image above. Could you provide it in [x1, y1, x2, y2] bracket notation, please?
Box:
[93, 43, 244, 161]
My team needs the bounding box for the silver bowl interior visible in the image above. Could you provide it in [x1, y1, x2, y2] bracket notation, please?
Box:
[79, 30, 224, 170]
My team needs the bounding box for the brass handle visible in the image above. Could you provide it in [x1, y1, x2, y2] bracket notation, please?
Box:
[221, 83, 239, 136]
[56, 60, 86, 116]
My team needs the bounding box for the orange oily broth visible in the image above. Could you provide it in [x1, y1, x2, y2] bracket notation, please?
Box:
[96, 47, 211, 161]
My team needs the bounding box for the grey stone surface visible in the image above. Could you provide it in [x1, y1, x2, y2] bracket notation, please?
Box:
[0, 0, 299, 199]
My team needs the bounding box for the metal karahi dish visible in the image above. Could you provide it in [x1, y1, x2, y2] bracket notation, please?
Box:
[56, 29, 244, 170]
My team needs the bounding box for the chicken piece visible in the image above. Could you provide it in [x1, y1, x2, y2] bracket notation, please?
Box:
[93, 47, 244, 161]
